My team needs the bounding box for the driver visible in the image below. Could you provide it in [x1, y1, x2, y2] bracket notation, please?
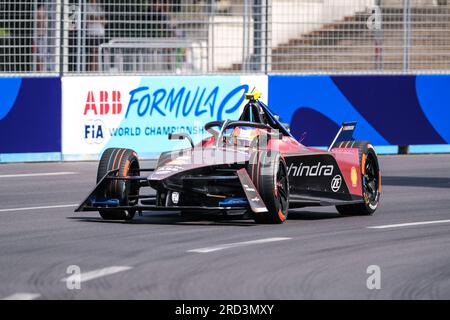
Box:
[225, 126, 260, 148]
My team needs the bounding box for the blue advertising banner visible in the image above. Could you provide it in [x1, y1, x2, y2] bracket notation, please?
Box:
[268, 75, 450, 147]
[0, 77, 61, 157]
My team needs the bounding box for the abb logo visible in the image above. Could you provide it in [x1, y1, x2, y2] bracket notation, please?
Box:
[83, 91, 122, 115]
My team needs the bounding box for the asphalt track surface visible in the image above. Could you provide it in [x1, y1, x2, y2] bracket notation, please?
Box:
[0, 154, 449, 299]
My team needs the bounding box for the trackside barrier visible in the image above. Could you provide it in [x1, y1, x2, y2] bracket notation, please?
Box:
[268, 74, 450, 149]
[0, 77, 61, 163]
[1, 75, 450, 163]
[61, 75, 268, 160]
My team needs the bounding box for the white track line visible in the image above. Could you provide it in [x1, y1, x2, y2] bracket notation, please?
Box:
[2, 293, 41, 300]
[0, 204, 78, 213]
[61, 266, 133, 284]
[188, 237, 292, 253]
[0, 172, 77, 178]
[367, 219, 450, 229]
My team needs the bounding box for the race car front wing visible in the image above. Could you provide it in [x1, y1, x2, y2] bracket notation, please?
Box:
[75, 168, 268, 214]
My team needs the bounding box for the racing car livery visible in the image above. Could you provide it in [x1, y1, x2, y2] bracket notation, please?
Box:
[76, 90, 381, 224]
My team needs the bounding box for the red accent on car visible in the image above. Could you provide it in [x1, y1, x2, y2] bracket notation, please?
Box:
[331, 148, 362, 196]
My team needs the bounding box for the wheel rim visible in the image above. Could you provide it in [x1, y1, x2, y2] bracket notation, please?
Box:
[276, 160, 289, 214]
[363, 153, 379, 204]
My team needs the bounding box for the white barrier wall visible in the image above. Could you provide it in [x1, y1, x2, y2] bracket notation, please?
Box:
[62, 75, 268, 160]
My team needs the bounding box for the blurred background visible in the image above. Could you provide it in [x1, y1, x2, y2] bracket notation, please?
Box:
[0, 0, 449, 75]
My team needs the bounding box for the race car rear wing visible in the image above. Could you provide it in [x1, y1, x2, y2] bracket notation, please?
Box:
[328, 121, 357, 151]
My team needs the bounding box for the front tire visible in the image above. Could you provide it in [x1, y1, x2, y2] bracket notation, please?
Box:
[247, 150, 289, 224]
[96, 148, 140, 220]
[335, 141, 381, 216]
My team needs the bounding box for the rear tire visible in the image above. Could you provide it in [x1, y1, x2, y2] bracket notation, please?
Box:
[247, 150, 289, 224]
[335, 141, 381, 216]
[96, 148, 140, 220]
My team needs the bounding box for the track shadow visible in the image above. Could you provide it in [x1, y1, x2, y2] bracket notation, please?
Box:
[383, 176, 450, 189]
[68, 212, 257, 227]
[70, 208, 352, 225]
[287, 209, 346, 220]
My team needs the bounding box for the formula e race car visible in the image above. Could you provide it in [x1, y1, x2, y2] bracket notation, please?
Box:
[76, 90, 381, 224]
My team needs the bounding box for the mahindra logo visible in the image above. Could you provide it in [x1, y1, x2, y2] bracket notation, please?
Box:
[84, 90, 122, 115]
[288, 162, 334, 177]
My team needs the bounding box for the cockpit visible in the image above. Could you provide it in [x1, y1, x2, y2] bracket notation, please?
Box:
[200, 91, 292, 149]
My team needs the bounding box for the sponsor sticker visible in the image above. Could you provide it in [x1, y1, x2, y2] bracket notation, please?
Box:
[154, 165, 185, 175]
[351, 166, 358, 187]
[331, 175, 342, 192]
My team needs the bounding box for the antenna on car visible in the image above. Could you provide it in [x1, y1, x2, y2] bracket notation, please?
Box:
[298, 131, 307, 143]
[244, 87, 261, 101]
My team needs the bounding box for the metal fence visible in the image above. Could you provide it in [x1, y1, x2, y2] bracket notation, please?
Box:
[0, 0, 449, 76]
[0, 1, 60, 73]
